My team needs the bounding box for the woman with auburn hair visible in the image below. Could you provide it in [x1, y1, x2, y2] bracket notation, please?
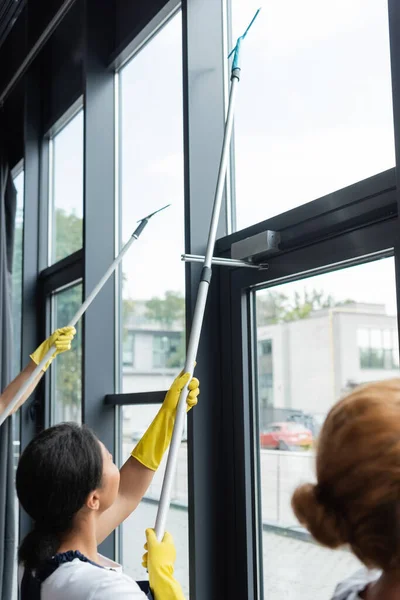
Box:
[292, 379, 400, 600]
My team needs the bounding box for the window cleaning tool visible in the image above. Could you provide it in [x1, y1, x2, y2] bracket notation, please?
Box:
[155, 8, 261, 540]
[181, 253, 269, 269]
[0, 204, 170, 428]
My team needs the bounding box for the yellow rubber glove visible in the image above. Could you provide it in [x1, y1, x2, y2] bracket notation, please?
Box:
[30, 327, 76, 372]
[131, 372, 199, 471]
[142, 529, 185, 600]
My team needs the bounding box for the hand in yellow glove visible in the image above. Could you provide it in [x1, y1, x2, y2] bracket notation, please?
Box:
[131, 371, 199, 471]
[30, 327, 76, 372]
[142, 529, 185, 600]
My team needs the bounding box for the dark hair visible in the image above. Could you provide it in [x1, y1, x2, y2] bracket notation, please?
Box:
[17, 423, 103, 571]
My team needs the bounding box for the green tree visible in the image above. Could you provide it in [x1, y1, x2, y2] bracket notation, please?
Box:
[145, 291, 185, 328]
[50, 209, 83, 420]
[54, 285, 82, 422]
[144, 291, 185, 368]
[257, 288, 354, 326]
[122, 297, 137, 336]
[255, 290, 289, 325]
[166, 335, 185, 369]
[11, 205, 83, 418]
[54, 208, 83, 262]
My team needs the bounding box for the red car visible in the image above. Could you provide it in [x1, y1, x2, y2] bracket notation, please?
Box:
[260, 422, 313, 451]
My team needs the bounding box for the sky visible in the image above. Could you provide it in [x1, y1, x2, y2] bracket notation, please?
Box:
[231, 0, 394, 228]
[52, 110, 84, 219]
[47, 3, 398, 316]
[13, 170, 24, 220]
[257, 257, 398, 317]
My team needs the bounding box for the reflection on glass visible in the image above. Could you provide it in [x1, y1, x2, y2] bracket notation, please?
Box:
[12, 170, 24, 379]
[118, 12, 188, 592]
[11, 168, 24, 600]
[50, 110, 83, 264]
[51, 284, 83, 424]
[11, 169, 24, 466]
[255, 257, 398, 598]
[230, 0, 395, 229]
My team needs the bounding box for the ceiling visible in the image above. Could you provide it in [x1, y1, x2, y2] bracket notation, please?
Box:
[0, 0, 25, 49]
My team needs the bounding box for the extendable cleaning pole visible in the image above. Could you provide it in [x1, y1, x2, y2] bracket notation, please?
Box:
[155, 9, 261, 540]
[0, 204, 170, 428]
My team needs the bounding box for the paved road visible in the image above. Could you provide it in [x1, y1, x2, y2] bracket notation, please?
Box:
[122, 501, 361, 600]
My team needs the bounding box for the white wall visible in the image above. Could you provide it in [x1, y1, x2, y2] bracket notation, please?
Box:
[286, 315, 334, 414]
[258, 309, 399, 420]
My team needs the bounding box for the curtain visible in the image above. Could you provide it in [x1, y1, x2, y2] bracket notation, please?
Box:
[0, 147, 17, 599]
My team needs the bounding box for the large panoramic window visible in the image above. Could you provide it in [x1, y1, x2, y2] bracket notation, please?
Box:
[11, 168, 24, 379]
[230, 0, 395, 229]
[11, 166, 24, 600]
[254, 256, 398, 598]
[118, 13, 189, 594]
[50, 283, 83, 424]
[49, 110, 84, 264]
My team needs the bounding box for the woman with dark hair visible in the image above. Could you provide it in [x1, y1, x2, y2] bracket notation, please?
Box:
[0, 326, 76, 417]
[17, 371, 199, 599]
[292, 379, 400, 600]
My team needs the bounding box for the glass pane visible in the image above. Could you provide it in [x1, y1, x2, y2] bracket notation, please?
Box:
[11, 168, 24, 600]
[11, 169, 24, 460]
[393, 330, 399, 349]
[393, 330, 399, 367]
[383, 329, 392, 350]
[119, 14, 185, 396]
[121, 404, 189, 596]
[383, 348, 393, 370]
[50, 110, 84, 264]
[255, 256, 398, 598]
[12, 170, 24, 379]
[230, 0, 395, 230]
[123, 332, 135, 367]
[118, 12, 188, 592]
[51, 283, 83, 424]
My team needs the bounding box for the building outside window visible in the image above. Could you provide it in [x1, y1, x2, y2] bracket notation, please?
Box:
[123, 332, 135, 368]
[117, 13, 189, 594]
[153, 332, 183, 369]
[254, 258, 399, 597]
[358, 327, 399, 369]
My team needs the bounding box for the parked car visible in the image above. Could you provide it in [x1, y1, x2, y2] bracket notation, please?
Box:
[260, 422, 313, 451]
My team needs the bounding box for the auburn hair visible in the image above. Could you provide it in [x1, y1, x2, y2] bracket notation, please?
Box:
[292, 379, 400, 571]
